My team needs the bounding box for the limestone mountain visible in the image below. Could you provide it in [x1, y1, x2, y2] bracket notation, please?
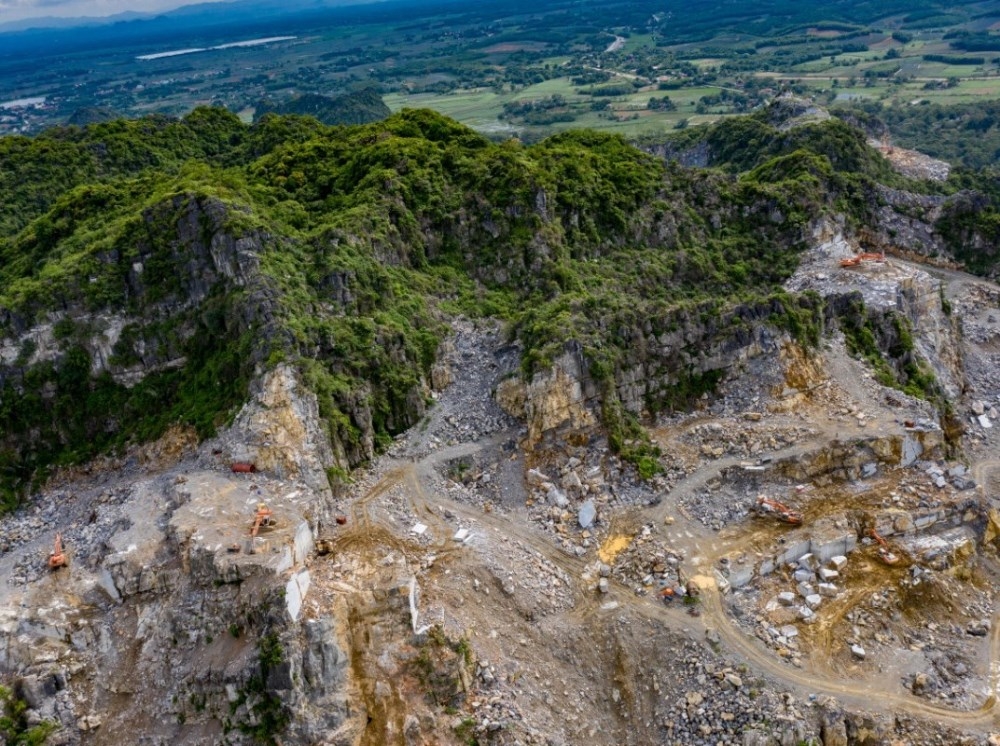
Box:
[253, 88, 391, 127]
[0, 102, 996, 512]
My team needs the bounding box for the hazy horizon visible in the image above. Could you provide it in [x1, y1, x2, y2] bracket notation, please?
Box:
[0, 0, 241, 25]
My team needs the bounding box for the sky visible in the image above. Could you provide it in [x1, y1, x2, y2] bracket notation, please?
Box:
[0, 0, 236, 25]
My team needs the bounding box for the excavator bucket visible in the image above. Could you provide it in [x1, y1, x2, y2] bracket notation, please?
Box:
[877, 546, 901, 566]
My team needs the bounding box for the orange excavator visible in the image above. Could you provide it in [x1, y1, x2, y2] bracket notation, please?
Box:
[247, 503, 274, 555]
[659, 586, 679, 603]
[48, 533, 67, 570]
[840, 251, 887, 268]
[869, 529, 900, 566]
[755, 496, 803, 526]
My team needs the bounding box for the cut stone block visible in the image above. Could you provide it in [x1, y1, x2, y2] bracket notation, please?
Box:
[818, 582, 838, 598]
[793, 569, 814, 583]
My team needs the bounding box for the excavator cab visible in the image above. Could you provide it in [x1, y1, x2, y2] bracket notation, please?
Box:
[254, 503, 273, 528]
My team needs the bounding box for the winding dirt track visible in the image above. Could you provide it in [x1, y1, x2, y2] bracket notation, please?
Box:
[699, 587, 1000, 728]
[338, 260, 1000, 732]
[974, 461, 1000, 496]
[643, 443, 1000, 729]
[344, 428, 1000, 731]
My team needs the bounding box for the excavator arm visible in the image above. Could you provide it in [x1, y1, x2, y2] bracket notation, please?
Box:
[869, 529, 900, 565]
[48, 533, 67, 570]
[840, 251, 886, 268]
[247, 504, 274, 554]
[755, 496, 804, 526]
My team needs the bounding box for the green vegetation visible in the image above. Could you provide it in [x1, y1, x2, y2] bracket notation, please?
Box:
[846, 100, 1000, 169]
[229, 634, 290, 745]
[836, 295, 941, 402]
[453, 716, 480, 746]
[0, 302, 252, 511]
[0, 108, 759, 493]
[3, 0, 1000, 144]
[934, 183, 1000, 275]
[0, 685, 57, 745]
[2, 99, 998, 504]
[411, 625, 474, 708]
[646, 109, 906, 187]
[253, 88, 390, 126]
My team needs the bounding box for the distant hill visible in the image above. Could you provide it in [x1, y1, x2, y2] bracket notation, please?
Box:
[0, 0, 385, 33]
[254, 89, 390, 126]
[66, 106, 123, 127]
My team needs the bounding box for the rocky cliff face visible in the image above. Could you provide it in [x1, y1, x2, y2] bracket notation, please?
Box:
[498, 347, 596, 447]
[788, 228, 965, 403]
[863, 186, 950, 261]
[0, 195, 267, 381]
[0, 192, 436, 501]
[639, 139, 711, 169]
[850, 181, 997, 278]
[894, 275, 965, 401]
[223, 365, 339, 498]
[0, 402, 353, 745]
[502, 216, 967, 458]
[500, 297, 813, 448]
